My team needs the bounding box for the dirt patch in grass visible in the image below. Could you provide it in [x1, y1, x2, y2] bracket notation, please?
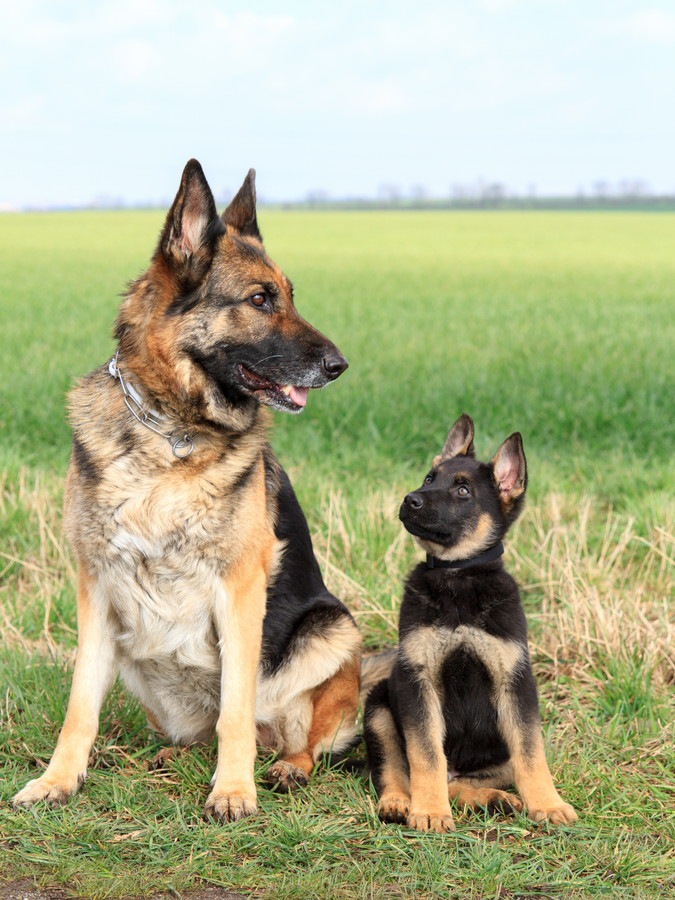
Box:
[0, 880, 247, 900]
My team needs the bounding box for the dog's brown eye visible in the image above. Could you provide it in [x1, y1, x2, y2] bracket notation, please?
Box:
[424, 475, 433, 485]
[248, 292, 274, 314]
[457, 485, 470, 497]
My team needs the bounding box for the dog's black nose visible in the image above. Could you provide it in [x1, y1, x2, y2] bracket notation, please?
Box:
[404, 492, 424, 510]
[322, 350, 349, 381]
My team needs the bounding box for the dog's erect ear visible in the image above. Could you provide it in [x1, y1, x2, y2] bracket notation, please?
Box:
[222, 169, 262, 241]
[435, 414, 475, 465]
[491, 433, 527, 505]
[159, 159, 222, 273]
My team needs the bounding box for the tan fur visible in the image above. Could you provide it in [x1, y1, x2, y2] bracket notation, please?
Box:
[447, 780, 523, 814]
[405, 733, 455, 834]
[256, 617, 361, 760]
[307, 655, 361, 756]
[413, 511, 498, 562]
[368, 707, 411, 823]
[402, 625, 525, 688]
[11, 566, 117, 807]
[267, 654, 361, 789]
[359, 648, 397, 704]
[390, 627, 455, 832]
[504, 726, 576, 824]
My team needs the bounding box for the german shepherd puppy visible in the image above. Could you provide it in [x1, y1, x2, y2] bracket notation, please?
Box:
[13, 160, 362, 822]
[364, 415, 577, 833]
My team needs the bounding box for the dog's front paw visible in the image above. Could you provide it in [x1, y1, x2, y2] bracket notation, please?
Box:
[377, 793, 410, 824]
[203, 788, 258, 823]
[13, 774, 83, 809]
[265, 760, 309, 793]
[407, 810, 455, 834]
[528, 801, 578, 825]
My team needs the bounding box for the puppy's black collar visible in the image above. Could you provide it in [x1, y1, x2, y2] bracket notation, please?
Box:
[426, 541, 505, 571]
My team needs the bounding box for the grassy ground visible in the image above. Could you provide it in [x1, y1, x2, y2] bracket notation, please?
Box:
[0, 209, 673, 899]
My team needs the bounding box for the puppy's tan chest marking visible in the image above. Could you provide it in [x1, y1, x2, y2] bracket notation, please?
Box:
[401, 625, 524, 692]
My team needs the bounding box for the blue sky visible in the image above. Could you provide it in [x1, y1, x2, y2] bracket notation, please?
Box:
[2, 0, 675, 207]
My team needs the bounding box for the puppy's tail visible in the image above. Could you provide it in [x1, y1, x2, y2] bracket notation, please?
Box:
[360, 648, 397, 705]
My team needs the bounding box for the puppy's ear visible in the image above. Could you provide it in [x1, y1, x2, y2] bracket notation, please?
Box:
[434, 414, 475, 465]
[222, 168, 262, 241]
[491, 433, 527, 507]
[158, 159, 222, 279]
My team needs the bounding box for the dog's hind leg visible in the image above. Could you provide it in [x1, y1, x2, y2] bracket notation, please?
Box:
[13, 566, 118, 808]
[266, 654, 361, 791]
[363, 680, 411, 825]
[447, 762, 523, 815]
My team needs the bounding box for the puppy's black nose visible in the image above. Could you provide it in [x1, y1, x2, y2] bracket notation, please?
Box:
[404, 492, 424, 510]
[322, 350, 349, 380]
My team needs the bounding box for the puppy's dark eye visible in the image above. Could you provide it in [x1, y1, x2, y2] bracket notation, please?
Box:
[424, 475, 433, 485]
[249, 292, 271, 311]
[456, 485, 471, 497]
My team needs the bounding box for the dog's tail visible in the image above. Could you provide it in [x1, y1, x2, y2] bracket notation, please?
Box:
[360, 648, 397, 705]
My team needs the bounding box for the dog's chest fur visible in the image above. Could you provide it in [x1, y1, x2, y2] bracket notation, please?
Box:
[398, 564, 528, 691]
[64, 372, 279, 739]
[393, 564, 530, 771]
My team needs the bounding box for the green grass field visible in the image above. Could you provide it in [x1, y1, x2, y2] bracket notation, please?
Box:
[1, 209, 673, 899]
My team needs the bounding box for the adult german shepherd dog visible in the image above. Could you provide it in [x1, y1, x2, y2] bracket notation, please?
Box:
[13, 160, 362, 822]
[364, 415, 577, 833]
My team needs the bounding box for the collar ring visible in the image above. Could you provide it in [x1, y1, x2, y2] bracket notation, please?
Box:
[171, 435, 194, 459]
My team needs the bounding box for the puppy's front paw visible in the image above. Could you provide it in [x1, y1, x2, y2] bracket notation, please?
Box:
[265, 760, 309, 793]
[407, 810, 455, 833]
[203, 788, 258, 823]
[377, 793, 410, 824]
[13, 774, 83, 809]
[529, 801, 578, 825]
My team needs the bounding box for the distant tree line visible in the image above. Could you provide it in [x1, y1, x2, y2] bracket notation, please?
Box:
[23, 179, 674, 212]
[294, 179, 675, 211]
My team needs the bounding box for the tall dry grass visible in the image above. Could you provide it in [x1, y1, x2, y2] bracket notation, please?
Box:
[314, 488, 674, 692]
[514, 495, 674, 689]
[2, 470, 673, 693]
[0, 471, 75, 658]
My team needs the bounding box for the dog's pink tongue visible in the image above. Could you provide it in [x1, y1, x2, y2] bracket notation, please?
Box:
[290, 386, 309, 408]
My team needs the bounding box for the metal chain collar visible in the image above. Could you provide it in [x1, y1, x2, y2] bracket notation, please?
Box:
[108, 352, 194, 459]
